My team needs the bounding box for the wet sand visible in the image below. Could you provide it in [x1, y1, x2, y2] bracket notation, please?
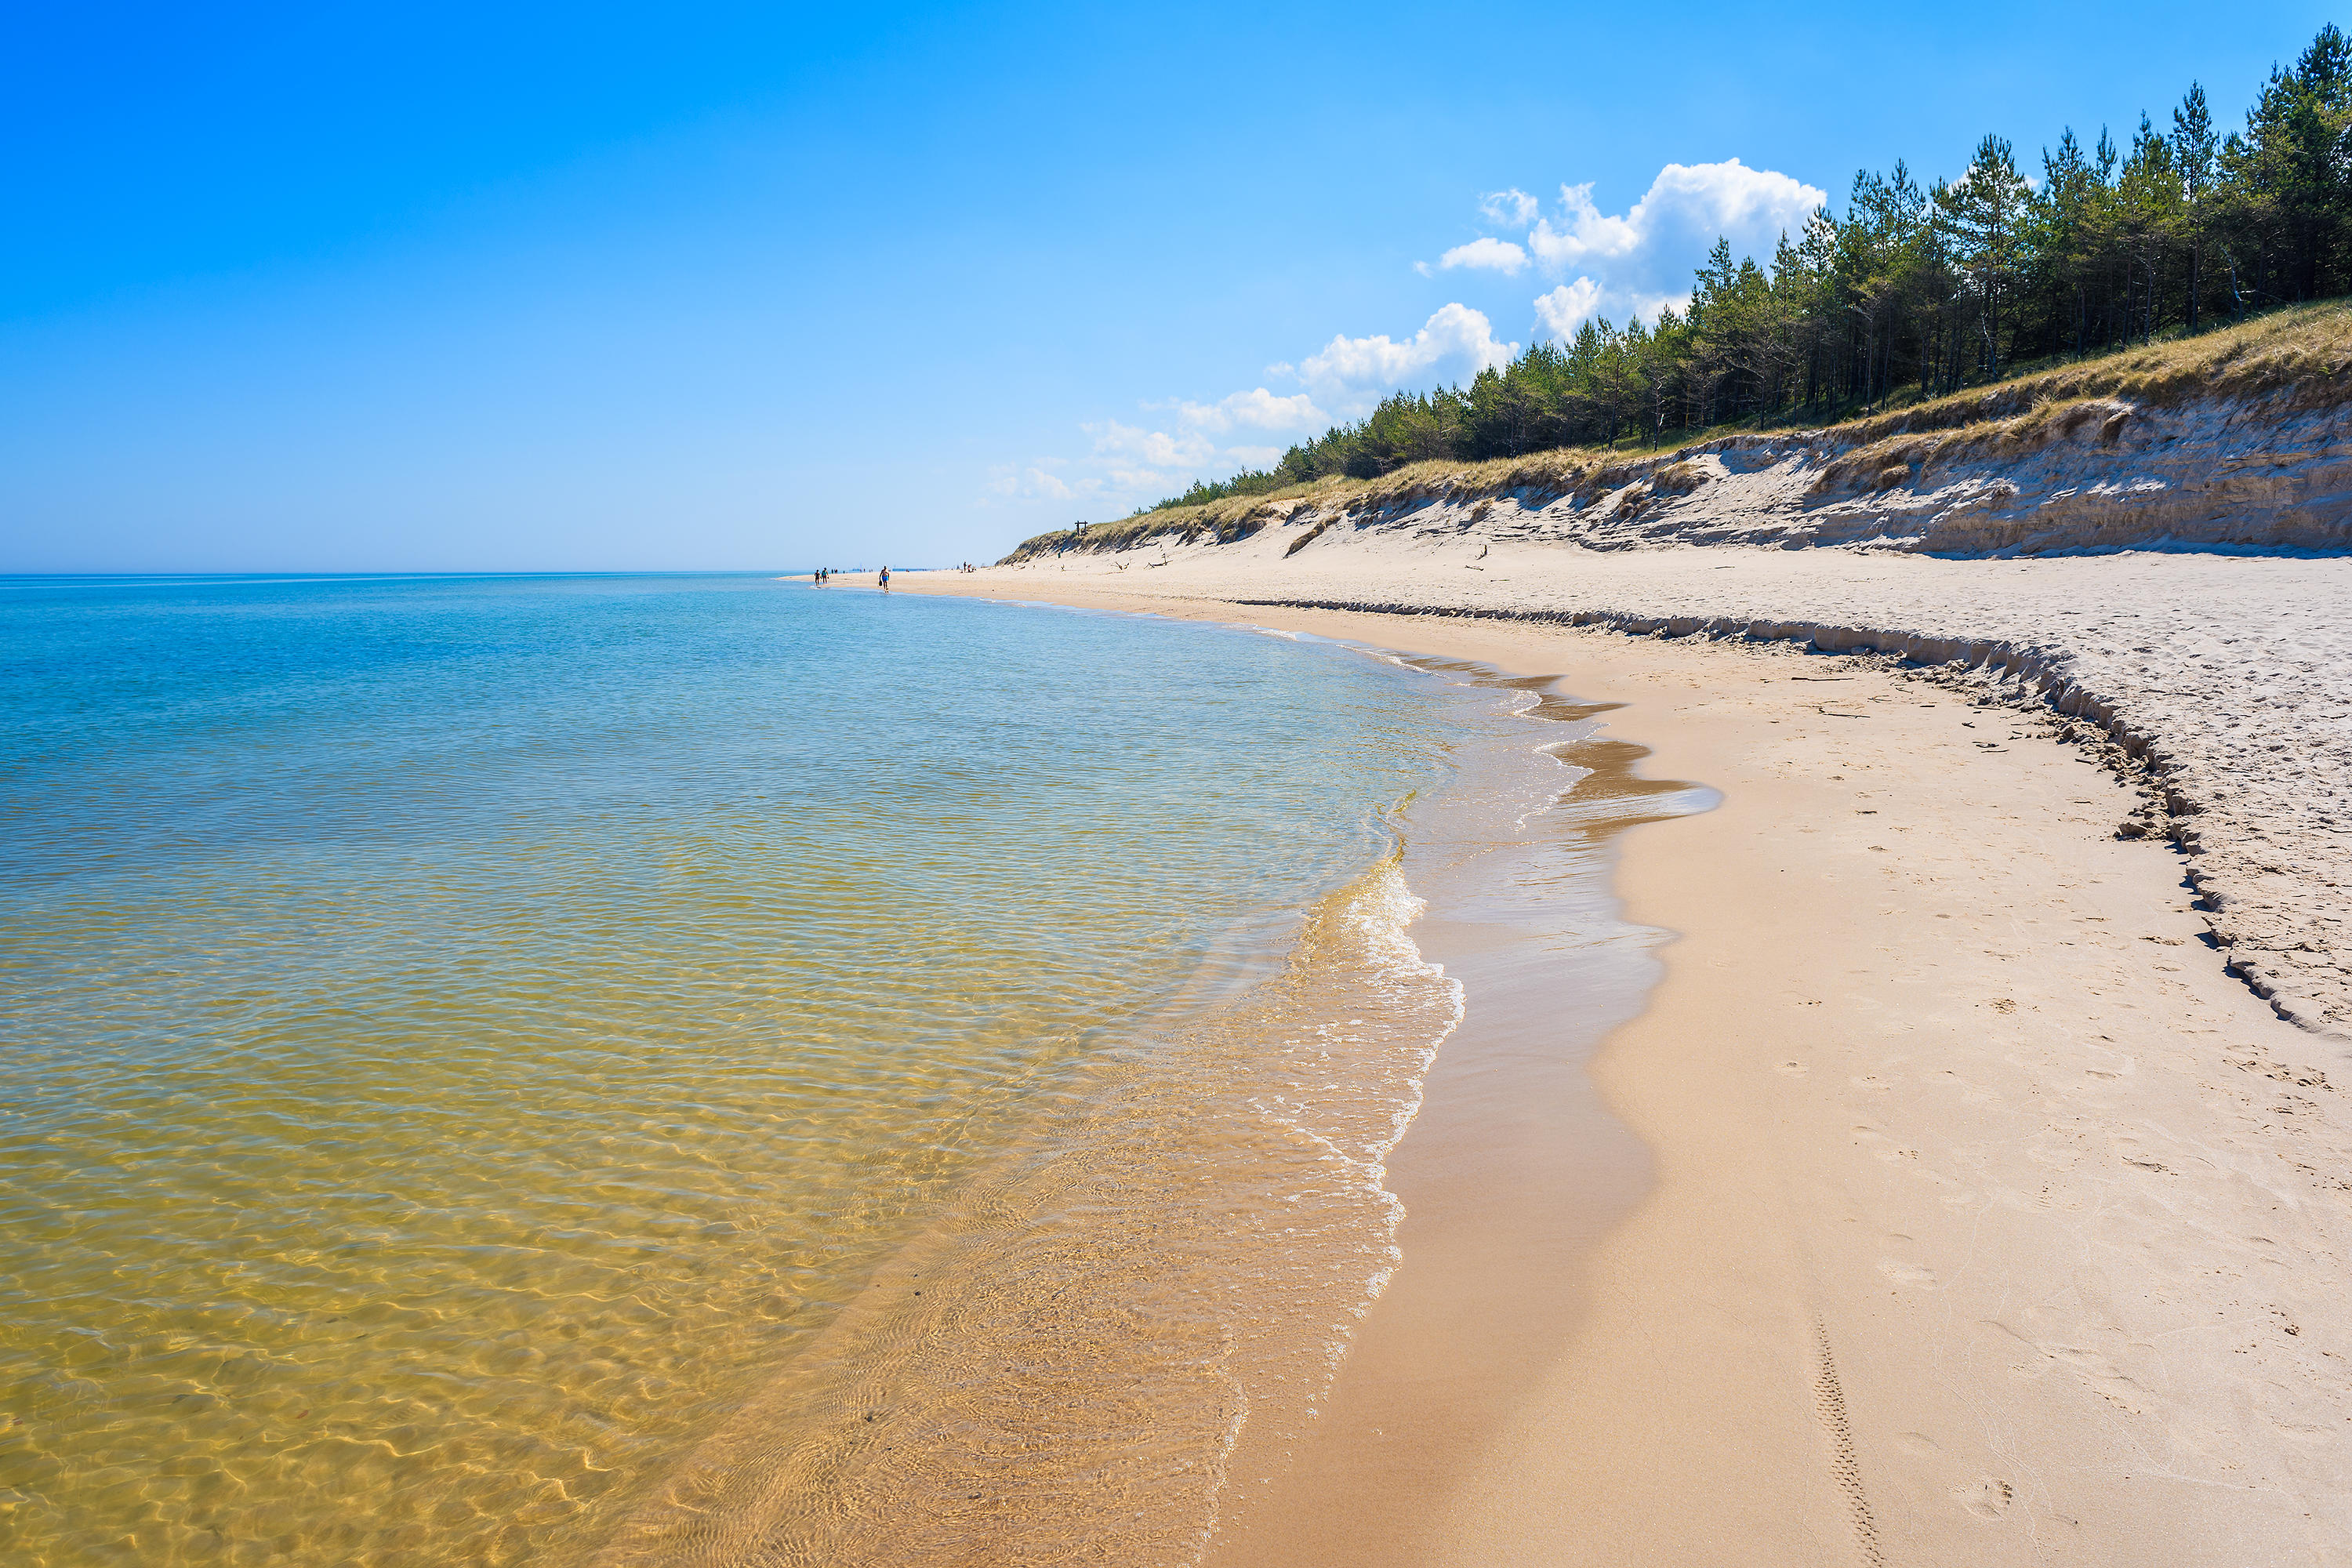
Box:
[906, 572, 2352, 1567]
[1208, 673, 1708, 1565]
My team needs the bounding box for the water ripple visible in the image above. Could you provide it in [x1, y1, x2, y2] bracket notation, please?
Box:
[0, 575, 1475, 1567]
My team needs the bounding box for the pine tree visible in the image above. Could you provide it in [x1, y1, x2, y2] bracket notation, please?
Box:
[1939, 135, 2032, 376]
[2174, 84, 2219, 328]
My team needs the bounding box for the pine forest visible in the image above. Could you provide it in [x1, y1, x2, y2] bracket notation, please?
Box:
[1142, 24, 2352, 510]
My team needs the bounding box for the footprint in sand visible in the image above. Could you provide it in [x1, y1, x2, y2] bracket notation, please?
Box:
[1955, 1476, 2016, 1519]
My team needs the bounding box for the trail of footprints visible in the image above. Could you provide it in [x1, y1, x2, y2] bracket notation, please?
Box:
[1813, 1316, 1889, 1568]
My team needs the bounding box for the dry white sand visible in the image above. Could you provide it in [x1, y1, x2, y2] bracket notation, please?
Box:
[901, 543, 2352, 1566]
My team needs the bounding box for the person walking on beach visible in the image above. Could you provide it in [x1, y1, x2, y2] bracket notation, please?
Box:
[879, 566, 891, 590]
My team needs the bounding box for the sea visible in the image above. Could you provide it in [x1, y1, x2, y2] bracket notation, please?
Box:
[0, 571, 1672, 1566]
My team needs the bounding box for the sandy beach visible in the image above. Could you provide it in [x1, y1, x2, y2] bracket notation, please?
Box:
[38, 11, 2352, 1563]
[903, 554, 2352, 1566]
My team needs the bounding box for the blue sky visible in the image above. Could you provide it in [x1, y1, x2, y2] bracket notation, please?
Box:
[2, 1, 2338, 572]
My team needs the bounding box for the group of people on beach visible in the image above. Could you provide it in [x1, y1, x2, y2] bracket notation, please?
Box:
[808, 564, 978, 584]
[806, 564, 1000, 587]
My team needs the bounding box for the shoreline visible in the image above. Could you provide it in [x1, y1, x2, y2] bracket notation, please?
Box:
[909, 539, 2352, 1044]
[902, 569, 2352, 1565]
[1207, 659, 1708, 1565]
[569, 609, 1570, 1567]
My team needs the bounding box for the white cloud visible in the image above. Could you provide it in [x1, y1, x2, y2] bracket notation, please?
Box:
[1533, 278, 1605, 339]
[986, 307, 1515, 516]
[1632, 290, 1692, 324]
[1524, 182, 1639, 269]
[1534, 279, 1693, 339]
[1429, 236, 1529, 276]
[986, 158, 1835, 520]
[1473, 158, 1826, 341]
[1523, 159, 1824, 285]
[1085, 419, 1217, 470]
[1479, 187, 1539, 227]
[984, 463, 1079, 502]
[1167, 387, 1327, 433]
[976, 417, 1289, 511]
[1295, 303, 1517, 394]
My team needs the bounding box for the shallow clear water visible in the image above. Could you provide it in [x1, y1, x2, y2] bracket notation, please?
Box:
[0, 573, 1536, 1566]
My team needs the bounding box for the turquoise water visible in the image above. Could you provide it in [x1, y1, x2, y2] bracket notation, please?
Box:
[0, 573, 1508, 1566]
